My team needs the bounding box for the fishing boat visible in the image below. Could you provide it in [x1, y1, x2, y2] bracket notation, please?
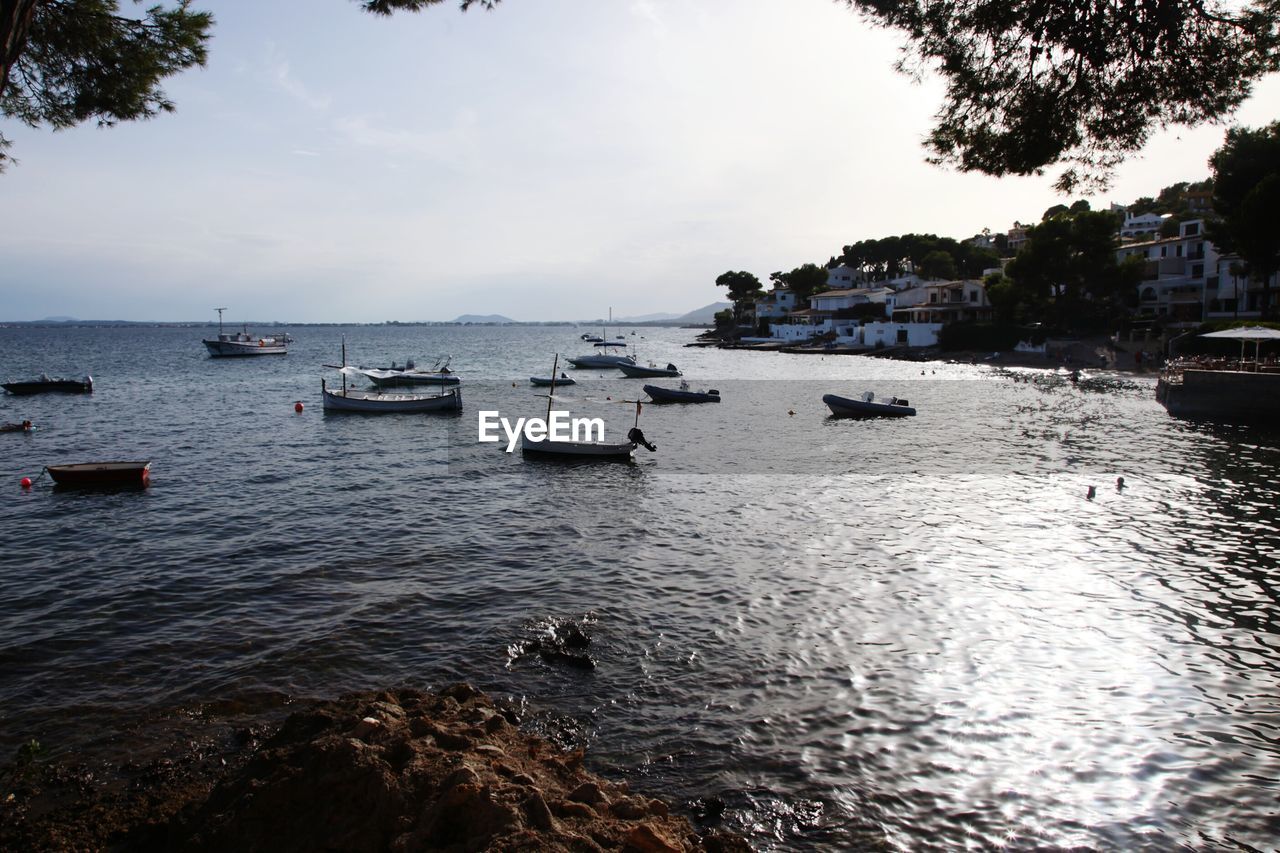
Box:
[2, 375, 92, 395]
[321, 340, 461, 413]
[46, 461, 151, 487]
[521, 355, 654, 459]
[619, 362, 681, 378]
[202, 308, 291, 357]
[823, 391, 916, 418]
[643, 381, 720, 403]
[531, 373, 575, 387]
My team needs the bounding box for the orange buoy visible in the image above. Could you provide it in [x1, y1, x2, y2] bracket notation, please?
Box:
[294, 401, 304, 413]
[20, 477, 32, 488]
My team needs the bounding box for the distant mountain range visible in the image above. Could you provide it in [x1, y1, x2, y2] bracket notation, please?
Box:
[452, 314, 515, 324]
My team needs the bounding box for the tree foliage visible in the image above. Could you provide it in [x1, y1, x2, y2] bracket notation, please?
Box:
[1208, 122, 1280, 318]
[769, 263, 828, 302]
[0, 0, 488, 169]
[843, 0, 1280, 191]
[838, 233, 997, 281]
[1005, 208, 1143, 331]
[715, 270, 764, 320]
[0, 0, 212, 168]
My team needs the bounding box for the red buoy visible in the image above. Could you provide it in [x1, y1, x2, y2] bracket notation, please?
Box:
[294, 401, 304, 413]
[20, 477, 32, 488]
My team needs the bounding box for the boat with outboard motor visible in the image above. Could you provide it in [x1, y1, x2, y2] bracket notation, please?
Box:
[202, 308, 291, 357]
[566, 353, 635, 369]
[823, 391, 915, 418]
[521, 355, 656, 459]
[531, 373, 575, 387]
[619, 362, 681, 378]
[643, 381, 719, 403]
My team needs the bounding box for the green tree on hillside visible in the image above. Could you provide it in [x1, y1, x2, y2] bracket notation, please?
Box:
[715, 270, 764, 323]
[1208, 122, 1280, 318]
[1005, 209, 1143, 331]
[769, 263, 829, 302]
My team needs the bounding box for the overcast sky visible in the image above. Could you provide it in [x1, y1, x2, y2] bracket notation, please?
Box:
[2, 0, 1277, 323]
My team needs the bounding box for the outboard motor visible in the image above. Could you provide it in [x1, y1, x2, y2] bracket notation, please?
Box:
[628, 427, 657, 452]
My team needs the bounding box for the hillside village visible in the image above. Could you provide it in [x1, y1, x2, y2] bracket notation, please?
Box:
[726, 182, 1278, 358]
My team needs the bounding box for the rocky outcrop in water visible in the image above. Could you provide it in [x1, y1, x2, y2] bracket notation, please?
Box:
[2, 684, 748, 852]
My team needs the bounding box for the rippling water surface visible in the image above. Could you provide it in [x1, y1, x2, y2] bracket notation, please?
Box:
[1, 324, 1278, 850]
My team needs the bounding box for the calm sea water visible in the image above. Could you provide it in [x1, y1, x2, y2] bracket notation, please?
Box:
[1, 323, 1278, 850]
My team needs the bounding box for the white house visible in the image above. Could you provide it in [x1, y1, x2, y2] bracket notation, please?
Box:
[894, 280, 992, 324]
[1119, 219, 1219, 328]
[754, 286, 797, 320]
[1120, 211, 1169, 241]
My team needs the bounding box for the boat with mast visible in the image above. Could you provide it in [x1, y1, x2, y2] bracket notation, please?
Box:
[202, 308, 291, 357]
[521, 355, 651, 458]
[567, 308, 636, 368]
[322, 339, 461, 413]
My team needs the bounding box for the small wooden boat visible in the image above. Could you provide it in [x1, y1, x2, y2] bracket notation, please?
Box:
[531, 373, 575, 387]
[2, 375, 92, 395]
[1, 420, 33, 433]
[619, 362, 681, 378]
[322, 378, 461, 413]
[520, 433, 636, 458]
[46, 461, 151, 487]
[643, 382, 720, 403]
[823, 392, 916, 418]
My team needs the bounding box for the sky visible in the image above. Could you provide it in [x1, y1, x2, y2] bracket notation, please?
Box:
[2, 0, 1277, 323]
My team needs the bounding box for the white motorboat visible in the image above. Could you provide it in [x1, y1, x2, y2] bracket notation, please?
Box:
[566, 353, 635, 369]
[202, 308, 291, 357]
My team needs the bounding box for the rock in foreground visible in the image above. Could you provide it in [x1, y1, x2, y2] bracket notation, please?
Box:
[7, 683, 741, 852]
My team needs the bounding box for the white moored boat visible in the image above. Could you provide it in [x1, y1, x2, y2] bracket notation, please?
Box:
[202, 308, 291, 357]
[566, 353, 635, 369]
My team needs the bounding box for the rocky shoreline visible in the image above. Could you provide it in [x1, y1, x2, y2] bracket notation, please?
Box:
[1, 684, 749, 852]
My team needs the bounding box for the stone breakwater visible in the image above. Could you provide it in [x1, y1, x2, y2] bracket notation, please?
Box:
[1, 684, 749, 852]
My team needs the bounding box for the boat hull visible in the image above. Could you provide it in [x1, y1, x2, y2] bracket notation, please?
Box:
[530, 377, 575, 387]
[618, 364, 681, 378]
[322, 385, 462, 413]
[2, 377, 92, 395]
[643, 384, 720, 403]
[822, 393, 915, 418]
[47, 461, 150, 488]
[566, 355, 635, 369]
[203, 339, 288, 357]
[520, 435, 635, 458]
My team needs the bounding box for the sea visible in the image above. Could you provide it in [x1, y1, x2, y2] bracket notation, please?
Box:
[1, 323, 1278, 851]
